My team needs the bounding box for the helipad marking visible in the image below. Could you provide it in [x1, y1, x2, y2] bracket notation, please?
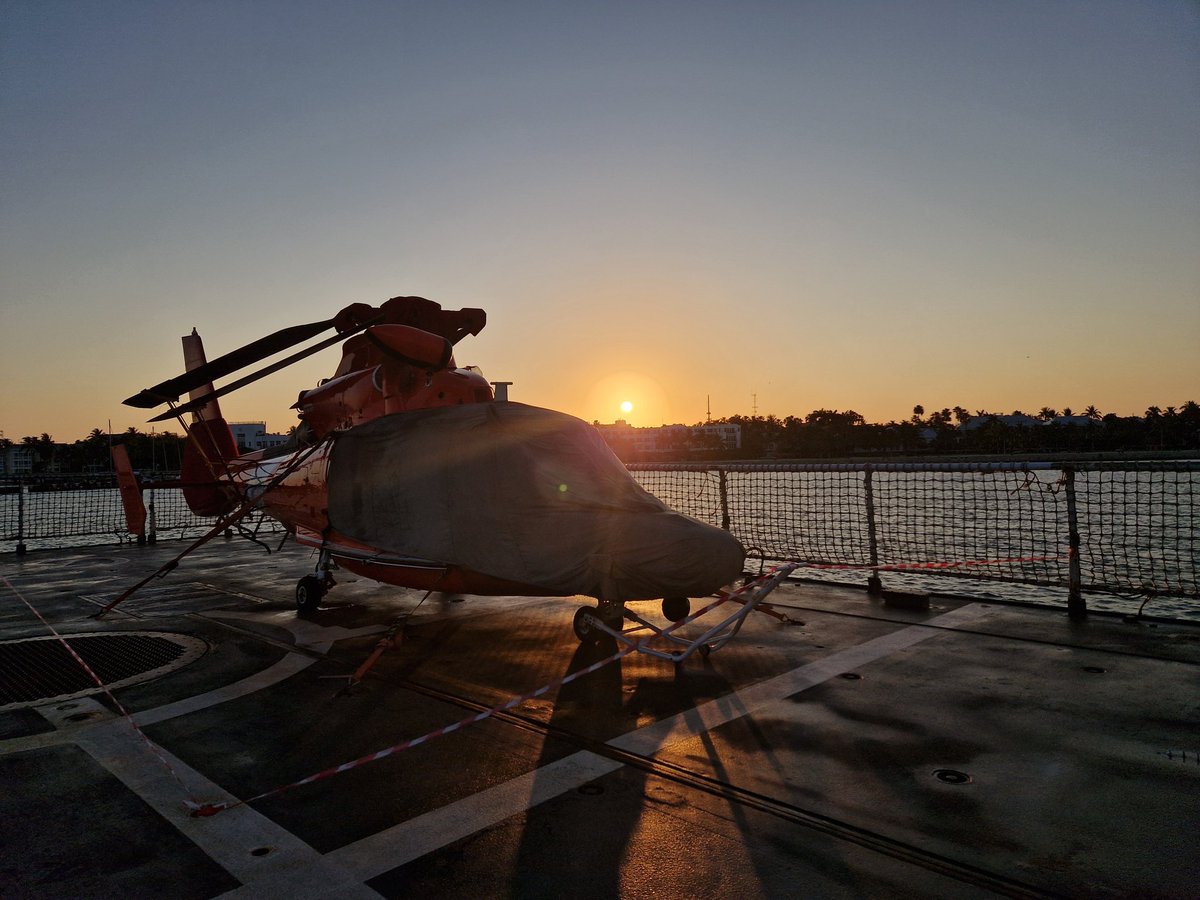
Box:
[74, 718, 381, 898]
[8, 587, 987, 894]
[326, 603, 988, 881]
[326, 751, 623, 879]
[134, 650, 318, 726]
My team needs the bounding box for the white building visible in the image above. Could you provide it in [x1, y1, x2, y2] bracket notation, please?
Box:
[229, 422, 290, 453]
[0, 445, 35, 476]
[697, 422, 742, 449]
[593, 421, 741, 454]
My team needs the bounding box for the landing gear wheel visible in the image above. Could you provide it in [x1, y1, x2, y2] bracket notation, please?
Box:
[573, 606, 599, 643]
[573, 604, 624, 644]
[662, 596, 690, 622]
[296, 575, 324, 613]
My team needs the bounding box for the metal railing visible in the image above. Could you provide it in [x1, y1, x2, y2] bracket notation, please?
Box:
[0, 475, 285, 553]
[629, 461, 1199, 616]
[4, 461, 1197, 617]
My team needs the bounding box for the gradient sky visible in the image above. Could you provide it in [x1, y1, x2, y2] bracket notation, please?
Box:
[3, 1, 1198, 441]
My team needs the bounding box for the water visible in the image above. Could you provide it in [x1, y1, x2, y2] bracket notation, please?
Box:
[631, 466, 1199, 622]
[0, 486, 284, 551]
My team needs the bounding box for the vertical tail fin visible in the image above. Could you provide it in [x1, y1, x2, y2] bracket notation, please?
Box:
[178, 329, 241, 517]
[111, 444, 147, 541]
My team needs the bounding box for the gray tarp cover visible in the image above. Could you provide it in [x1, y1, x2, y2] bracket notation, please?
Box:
[327, 402, 745, 600]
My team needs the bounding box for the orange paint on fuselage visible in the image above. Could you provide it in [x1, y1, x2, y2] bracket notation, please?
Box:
[220, 296, 506, 594]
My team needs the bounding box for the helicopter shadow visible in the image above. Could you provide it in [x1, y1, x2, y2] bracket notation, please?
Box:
[505, 637, 737, 898]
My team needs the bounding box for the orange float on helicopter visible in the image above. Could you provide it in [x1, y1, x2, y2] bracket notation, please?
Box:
[116, 295, 746, 638]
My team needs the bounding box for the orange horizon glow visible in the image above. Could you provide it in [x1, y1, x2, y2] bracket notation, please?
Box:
[1, 6, 1197, 445]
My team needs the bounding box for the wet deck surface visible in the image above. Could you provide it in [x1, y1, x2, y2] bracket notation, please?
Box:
[3, 540, 1199, 898]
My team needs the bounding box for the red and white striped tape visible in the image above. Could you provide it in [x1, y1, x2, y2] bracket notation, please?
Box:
[787, 552, 1068, 572]
[1, 574, 200, 806]
[189, 573, 777, 817]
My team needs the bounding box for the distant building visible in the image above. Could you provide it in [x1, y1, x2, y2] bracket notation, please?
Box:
[593, 421, 741, 455]
[229, 422, 290, 453]
[958, 414, 1042, 431]
[958, 414, 1103, 432]
[699, 423, 742, 449]
[0, 445, 35, 476]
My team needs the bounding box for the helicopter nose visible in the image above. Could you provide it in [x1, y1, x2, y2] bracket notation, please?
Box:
[597, 513, 746, 601]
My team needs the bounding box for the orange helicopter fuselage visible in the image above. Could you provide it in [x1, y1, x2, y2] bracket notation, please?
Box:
[205, 297, 550, 595]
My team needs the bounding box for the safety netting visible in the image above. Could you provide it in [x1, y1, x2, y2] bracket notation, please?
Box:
[630, 462, 1199, 601]
[1, 476, 284, 550]
[5, 459, 1196, 608]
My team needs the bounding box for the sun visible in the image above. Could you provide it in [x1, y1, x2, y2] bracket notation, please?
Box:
[620, 400, 634, 414]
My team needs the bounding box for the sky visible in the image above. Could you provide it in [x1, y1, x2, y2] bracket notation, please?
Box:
[2, 1, 1198, 442]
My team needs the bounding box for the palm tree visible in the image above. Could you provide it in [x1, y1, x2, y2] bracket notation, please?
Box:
[21, 434, 56, 473]
[1084, 405, 1101, 420]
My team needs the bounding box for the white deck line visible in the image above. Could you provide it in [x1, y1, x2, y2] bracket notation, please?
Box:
[324, 603, 988, 882]
[610, 602, 989, 755]
[324, 750, 624, 879]
[134, 650, 317, 726]
[75, 718, 382, 899]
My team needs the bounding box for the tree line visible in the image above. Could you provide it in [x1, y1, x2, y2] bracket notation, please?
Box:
[4, 399, 1198, 473]
[616, 401, 1200, 461]
[1, 428, 187, 475]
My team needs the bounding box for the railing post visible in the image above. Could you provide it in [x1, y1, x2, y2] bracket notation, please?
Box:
[16, 481, 28, 556]
[864, 465, 881, 594]
[1064, 466, 1086, 619]
[147, 487, 157, 544]
[718, 469, 730, 531]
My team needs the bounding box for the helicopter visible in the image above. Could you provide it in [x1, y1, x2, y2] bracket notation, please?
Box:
[114, 295, 746, 641]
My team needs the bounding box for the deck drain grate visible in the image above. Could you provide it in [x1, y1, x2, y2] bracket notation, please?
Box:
[0, 632, 207, 711]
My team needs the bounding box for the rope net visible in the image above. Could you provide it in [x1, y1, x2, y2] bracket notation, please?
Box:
[1, 475, 284, 548]
[3, 463, 1196, 604]
[631, 462, 1198, 600]
[1076, 466, 1197, 598]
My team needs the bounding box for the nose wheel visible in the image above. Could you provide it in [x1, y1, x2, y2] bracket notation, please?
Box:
[573, 603, 625, 644]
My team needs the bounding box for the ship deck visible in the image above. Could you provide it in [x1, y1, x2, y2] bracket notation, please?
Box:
[2, 540, 1198, 899]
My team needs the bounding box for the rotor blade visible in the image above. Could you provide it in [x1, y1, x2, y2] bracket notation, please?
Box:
[124, 318, 337, 408]
[146, 327, 356, 423]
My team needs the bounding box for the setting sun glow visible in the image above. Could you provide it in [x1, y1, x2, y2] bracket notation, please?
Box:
[620, 401, 634, 414]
